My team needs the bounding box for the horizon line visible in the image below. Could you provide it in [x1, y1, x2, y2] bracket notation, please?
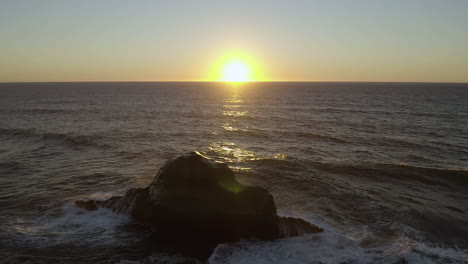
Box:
[1, 80, 468, 84]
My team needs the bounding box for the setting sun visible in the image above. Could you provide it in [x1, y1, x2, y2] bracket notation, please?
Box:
[210, 51, 262, 82]
[222, 61, 250, 82]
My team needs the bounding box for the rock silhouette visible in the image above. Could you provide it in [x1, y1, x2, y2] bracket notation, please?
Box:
[75, 151, 322, 257]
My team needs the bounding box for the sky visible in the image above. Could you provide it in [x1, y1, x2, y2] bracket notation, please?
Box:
[1, 0, 468, 83]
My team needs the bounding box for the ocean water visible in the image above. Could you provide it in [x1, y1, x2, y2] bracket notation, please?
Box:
[0, 82, 467, 264]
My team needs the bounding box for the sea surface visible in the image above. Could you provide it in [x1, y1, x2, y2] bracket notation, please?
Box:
[0, 82, 467, 264]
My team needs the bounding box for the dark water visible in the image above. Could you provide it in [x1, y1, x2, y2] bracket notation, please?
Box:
[0, 82, 467, 264]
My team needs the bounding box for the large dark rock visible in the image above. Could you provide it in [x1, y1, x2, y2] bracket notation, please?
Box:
[75, 152, 322, 257]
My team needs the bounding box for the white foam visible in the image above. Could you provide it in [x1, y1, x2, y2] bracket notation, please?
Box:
[208, 217, 468, 264]
[11, 203, 132, 246]
[43, 204, 128, 231]
[8, 205, 468, 263]
[115, 253, 203, 264]
[209, 230, 375, 264]
[401, 240, 468, 263]
[74, 185, 140, 201]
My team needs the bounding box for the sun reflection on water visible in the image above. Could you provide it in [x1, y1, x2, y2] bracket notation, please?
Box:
[222, 110, 248, 117]
[205, 86, 288, 172]
[221, 122, 248, 132]
[208, 142, 259, 164]
[222, 94, 247, 118]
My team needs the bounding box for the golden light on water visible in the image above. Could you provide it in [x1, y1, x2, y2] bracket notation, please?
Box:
[206, 89, 288, 175]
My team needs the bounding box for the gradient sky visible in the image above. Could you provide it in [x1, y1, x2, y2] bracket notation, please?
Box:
[1, 0, 468, 82]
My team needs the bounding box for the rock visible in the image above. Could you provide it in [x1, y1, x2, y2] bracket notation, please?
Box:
[74, 200, 97, 210]
[277, 216, 323, 237]
[76, 151, 322, 257]
[391, 258, 408, 264]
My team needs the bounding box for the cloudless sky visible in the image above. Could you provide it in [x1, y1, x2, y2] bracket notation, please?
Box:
[1, 0, 467, 82]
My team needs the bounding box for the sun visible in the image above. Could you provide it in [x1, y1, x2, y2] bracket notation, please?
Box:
[222, 60, 250, 82]
[210, 51, 262, 82]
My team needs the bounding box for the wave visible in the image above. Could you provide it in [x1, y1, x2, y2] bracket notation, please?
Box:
[310, 161, 468, 187]
[0, 161, 23, 171]
[40, 133, 110, 149]
[0, 127, 36, 137]
[209, 228, 468, 264]
[38, 100, 77, 105]
[7, 203, 131, 248]
[287, 131, 348, 143]
[114, 254, 203, 264]
[215, 128, 348, 144]
[243, 156, 468, 187]
[0, 108, 83, 115]
[0, 128, 110, 150]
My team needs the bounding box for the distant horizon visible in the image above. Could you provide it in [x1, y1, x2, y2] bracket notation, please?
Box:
[1, 80, 468, 84]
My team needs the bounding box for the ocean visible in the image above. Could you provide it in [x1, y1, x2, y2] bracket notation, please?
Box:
[0, 82, 467, 263]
